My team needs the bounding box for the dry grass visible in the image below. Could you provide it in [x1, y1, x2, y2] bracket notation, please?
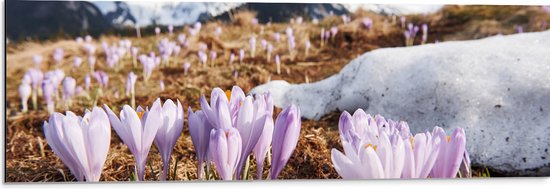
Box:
[5, 5, 550, 182]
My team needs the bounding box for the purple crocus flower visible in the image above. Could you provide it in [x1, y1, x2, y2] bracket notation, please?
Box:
[62, 77, 76, 101]
[19, 83, 32, 112]
[177, 34, 187, 45]
[33, 55, 43, 68]
[194, 22, 202, 31]
[183, 62, 191, 75]
[103, 99, 163, 181]
[76, 37, 83, 43]
[155, 27, 161, 36]
[131, 47, 139, 57]
[125, 72, 136, 93]
[275, 54, 281, 74]
[233, 70, 239, 79]
[402, 132, 441, 178]
[400, 16, 406, 28]
[260, 39, 267, 50]
[25, 68, 43, 90]
[324, 31, 331, 43]
[159, 80, 165, 91]
[214, 26, 222, 37]
[168, 25, 174, 35]
[516, 25, 524, 33]
[362, 17, 373, 30]
[154, 99, 184, 180]
[269, 104, 301, 179]
[188, 107, 213, 179]
[198, 51, 208, 66]
[273, 33, 281, 42]
[249, 37, 257, 57]
[73, 56, 83, 69]
[266, 44, 273, 62]
[253, 94, 274, 180]
[85, 74, 91, 91]
[421, 24, 429, 44]
[42, 79, 56, 113]
[229, 53, 235, 65]
[88, 56, 97, 72]
[43, 107, 111, 181]
[53, 48, 64, 65]
[209, 127, 242, 180]
[430, 127, 467, 178]
[330, 26, 338, 39]
[210, 51, 217, 66]
[239, 49, 245, 64]
[93, 71, 109, 89]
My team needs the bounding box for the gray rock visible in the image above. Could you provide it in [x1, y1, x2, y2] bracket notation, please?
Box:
[251, 31, 550, 176]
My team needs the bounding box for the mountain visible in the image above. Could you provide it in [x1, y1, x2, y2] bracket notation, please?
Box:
[6, 0, 111, 41]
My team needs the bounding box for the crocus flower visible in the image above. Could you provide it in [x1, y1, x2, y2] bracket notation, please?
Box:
[273, 33, 281, 42]
[88, 56, 96, 72]
[188, 108, 213, 179]
[266, 44, 273, 62]
[73, 56, 83, 69]
[516, 25, 524, 33]
[53, 48, 64, 65]
[253, 94, 274, 179]
[103, 99, 163, 181]
[42, 79, 55, 113]
[401, 132, 441, 178]
[209, 127, 242, 180]
[305, 40, 311, 57]
[233, 69, 239, 79]
[136, 26, 141, 38]
[83, 35, 91, 42]
[62, 77, 76, 103]
[275, 54, 281, 75]
[177, 34, 186, 45]
[362, 17, 373, 30]
[324, 31, 331, 44]
[214, 27, 222, 37]
[168, 25, 174, 35]
[33, 55, 42, 68]
[251, 18, 258, 25]
[126, 72, 137, 96]
[76, 37, 83, 43]
[430, 127, 466, 178]
[43, 107, 111, 181]
[260, 39, 267, 50]
[210, 51, 217, 66]
[198, 51, 208, 66]
[155, 27, 161, 36]
[93, 71, 109, 89]
[400, 16, 406, 28]
[330, 26, 338, 39]
[249, 37, 256, 57]
[159, 80, 165, 91]
[19, 83, 32, 112]
[85, 74, 91, 91]
[239, 49, 245, 64]
[229, 53, 235, 65]
[154, 99, 184, 180]
[269, 104, 301, 179]
[194, 22, 202, 31]
[421, 24, 428, 44]
[183, 62, 191, 75]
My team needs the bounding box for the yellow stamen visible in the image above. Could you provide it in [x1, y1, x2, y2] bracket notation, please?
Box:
[364, 143, 378, 151]
[447, 136, 451, 142]
[410, 138, 415, 149]
[137, 111, 144, 120]
[225, 90, 232, 101]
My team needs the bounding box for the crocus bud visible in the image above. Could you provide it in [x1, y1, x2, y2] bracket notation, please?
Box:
[400, 16, 406, 28]
[85, 74, 91, 91]
[53, 48, 64, 65]
[362, 17, 373, 30]
[168, 25, 174, 35]
[269, 104, 301, 179]
[430, 127, 467, 178]
[275, 55, 281, 75]
[229, 53, 235, 65]
[305, 40, 311, 57]
[260, 39, 267, 49]
[73, 56, 83, 69]
[209, 128, 242, 180]
[273, 33, 281, 42]
[214, 26, 222, 37]
[210, 51, 217, 66]
[42, 79, 55, 113]
[154, 99, 184, 180]
[155, 27, 161, 36]
[266, 44, 273, 62]
[330, 26, 338, 38]
[88, 56, 96, 72]
[177, 34, 186, 45]
[183, 62, 191, 75]
[126, 72, 137, 96]
[93, 71, 109, 89]
[19, 83, 32, 112]
[43, 107, 111, 181]
[76, 37, 83, 43]
[33, 55, 43, 68]
[188, 108, 212, 179]
[249, 37, 256, 57]
[62, 77, 76, 101]
[253, 114, 274, 179]
[239, 49, 245, 64]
